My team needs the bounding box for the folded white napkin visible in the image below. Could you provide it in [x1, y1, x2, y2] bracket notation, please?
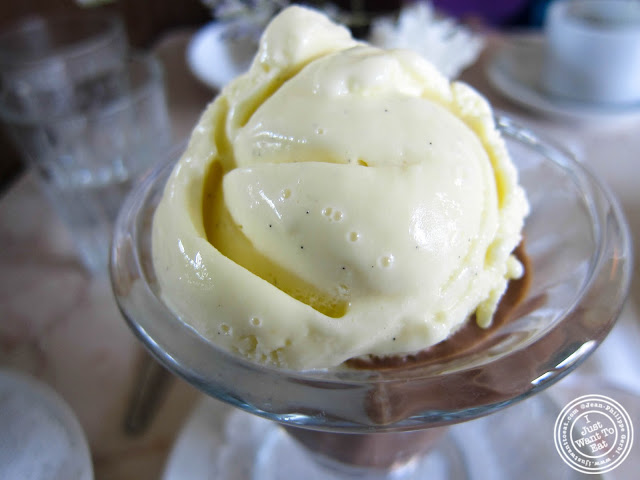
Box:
[368, 1, 484, 79]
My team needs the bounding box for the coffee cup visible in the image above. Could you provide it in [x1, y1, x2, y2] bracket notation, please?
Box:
[542, 0, 640, 105]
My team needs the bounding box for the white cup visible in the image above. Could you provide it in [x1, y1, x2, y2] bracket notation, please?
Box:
[542, 0, 640, 105]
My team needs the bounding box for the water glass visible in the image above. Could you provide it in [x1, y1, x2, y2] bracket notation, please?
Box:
[0, 13, 172, 273]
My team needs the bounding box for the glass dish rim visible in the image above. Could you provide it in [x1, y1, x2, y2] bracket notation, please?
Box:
[110, 115, 633, 397]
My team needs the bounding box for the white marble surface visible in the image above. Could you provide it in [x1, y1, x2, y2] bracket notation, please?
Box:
[0, 31, 638, 479]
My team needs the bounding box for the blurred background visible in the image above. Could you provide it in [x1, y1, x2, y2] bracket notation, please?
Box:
[0, 0, 555, 193]
[0, 0, 211, 193]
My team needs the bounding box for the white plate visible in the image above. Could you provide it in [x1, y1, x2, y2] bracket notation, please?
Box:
[486, 35, 640, 122]
[0, 369, 93, 480]
[187, 21, 257, 91]
[161, 397, 236, 480]
[162, 391, 594, 480]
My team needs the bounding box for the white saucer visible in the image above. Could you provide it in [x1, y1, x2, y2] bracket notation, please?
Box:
[487, 35, 640, 121]
[187, 21, 257, 91]
[162, 391, 593, 479]
[0, 369, 93, 480]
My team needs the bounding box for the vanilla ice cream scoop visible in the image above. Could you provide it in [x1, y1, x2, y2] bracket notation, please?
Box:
[152, 6, 529, 370]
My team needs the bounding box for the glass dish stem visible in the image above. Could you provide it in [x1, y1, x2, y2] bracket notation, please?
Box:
[284, 425, 448, 474]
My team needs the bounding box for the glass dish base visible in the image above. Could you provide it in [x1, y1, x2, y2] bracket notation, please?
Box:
[255, 428, 465, 480]
[163, 389, 588, 480]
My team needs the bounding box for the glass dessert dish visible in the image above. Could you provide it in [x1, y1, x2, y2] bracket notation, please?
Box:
[110, 117, 632, 479]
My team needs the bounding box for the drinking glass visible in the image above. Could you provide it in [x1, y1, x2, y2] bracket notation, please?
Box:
[110, 117, 632, 478]
[0, 13, 171, 273]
